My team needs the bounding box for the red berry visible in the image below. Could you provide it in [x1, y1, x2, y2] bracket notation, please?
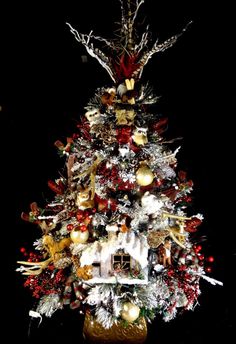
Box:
[194, 244, 202, 253]
[199, 254, 205, 261]
[20, 247, 26, 253]
[205, 266, 212, 273]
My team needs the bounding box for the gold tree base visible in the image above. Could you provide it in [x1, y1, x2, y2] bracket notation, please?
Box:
[83, 313, 147, 343]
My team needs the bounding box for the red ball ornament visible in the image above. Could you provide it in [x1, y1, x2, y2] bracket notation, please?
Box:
[67, 224, 74, 231]
[205, 266, 212, 273]
[20, 247, 26, 253]
[80, 225, 87, 232]
[207, 256, 214, 263]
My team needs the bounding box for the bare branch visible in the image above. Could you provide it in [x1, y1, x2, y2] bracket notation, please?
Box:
[66, 22, 116, 82]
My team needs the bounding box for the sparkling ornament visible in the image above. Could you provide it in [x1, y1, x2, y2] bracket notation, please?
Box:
[70, 229, 89, 243]
[121, 302, 140, 323]
[136, 164, 154, 186]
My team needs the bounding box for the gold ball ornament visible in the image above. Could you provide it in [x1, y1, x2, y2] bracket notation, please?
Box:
[136, 165, 154, 186]
[121, 302, 140, 323]
[70, 228, 89, 243]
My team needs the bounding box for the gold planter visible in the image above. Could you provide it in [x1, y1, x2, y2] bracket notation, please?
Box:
[83, 313, 147, 343]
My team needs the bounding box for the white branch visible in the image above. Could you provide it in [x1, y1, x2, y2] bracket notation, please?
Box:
[66, 23, 116, 82]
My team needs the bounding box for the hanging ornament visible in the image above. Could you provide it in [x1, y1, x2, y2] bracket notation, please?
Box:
[70, 228, 89, 243]
[136, 163, 154, 186]
[121, 302, 140, 323]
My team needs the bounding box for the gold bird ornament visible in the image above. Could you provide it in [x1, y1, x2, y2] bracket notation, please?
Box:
[132, 127, 148, 145]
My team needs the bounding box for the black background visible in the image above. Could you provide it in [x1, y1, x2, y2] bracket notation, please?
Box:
[1, 0, 235, 342]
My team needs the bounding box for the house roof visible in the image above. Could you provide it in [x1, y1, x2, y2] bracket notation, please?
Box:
[80, 231, 149, 269]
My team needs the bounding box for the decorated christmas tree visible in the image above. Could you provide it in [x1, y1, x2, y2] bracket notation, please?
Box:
[17, 0, 222, 342]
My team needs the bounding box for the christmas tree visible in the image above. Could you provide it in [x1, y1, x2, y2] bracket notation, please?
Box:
[17, 0, 222, 339]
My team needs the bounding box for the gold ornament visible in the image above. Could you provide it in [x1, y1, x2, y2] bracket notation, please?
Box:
[132, 128, 148, 146]
[70, 229, 89, 243]
[121, 302, 140, 323]
[136, 164, 154, 186]
[83, 312, 147, 344]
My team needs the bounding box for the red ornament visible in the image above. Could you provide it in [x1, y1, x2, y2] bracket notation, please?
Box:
[67, 224, 74, 232]
[20, 247, 26, 253]
[80, 225, 87, 232]
[207, 256, 214, 263]
[205, 266, 212, 273]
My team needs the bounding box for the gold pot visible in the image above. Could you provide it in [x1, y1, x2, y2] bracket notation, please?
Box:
[83, 313, 147, 343]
